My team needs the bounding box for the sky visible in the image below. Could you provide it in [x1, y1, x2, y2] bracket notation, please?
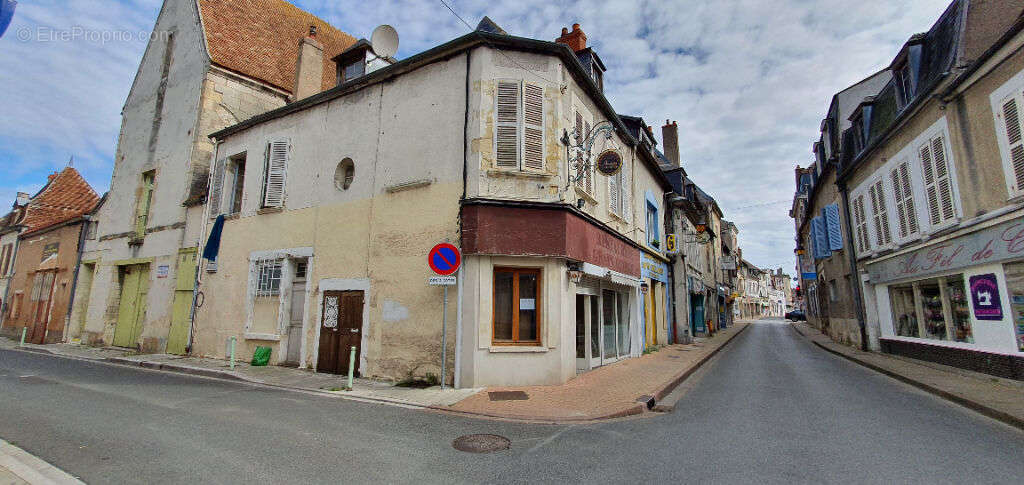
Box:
[0, 0, 952, 276]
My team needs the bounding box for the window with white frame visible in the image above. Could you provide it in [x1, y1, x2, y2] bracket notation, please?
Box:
[868, 179, 893, 247]
[889, 160, 919, 239]
[918, 134, 957, 227]
[495, 80, 544, 172]
[255, 259, 283, 298]
[852, 193, 870, 254]
[990, 69, 1024, 198]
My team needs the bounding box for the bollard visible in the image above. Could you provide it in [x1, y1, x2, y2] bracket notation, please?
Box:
[20, 327, 27, 346]
[229, 336, 236, 370]
[347, 346, 356, 390]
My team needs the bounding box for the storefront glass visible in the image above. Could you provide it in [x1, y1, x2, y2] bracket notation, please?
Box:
[617, 292, 630, 357]
[888, 274, 973, 344]
[603, 289, 617, 358]
[1003, 262, 1024, 352]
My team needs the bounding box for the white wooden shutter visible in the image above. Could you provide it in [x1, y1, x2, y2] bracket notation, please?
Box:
[889, 162, 918, 239]
[522, 83, 544, 170]
[999, 96, 1024, 193]
[620, 159, 631, 222]
[869, 180, 892, 246]
[608, 160, 620, 215]
[920, 135, 956, 226]
[931, 136, 956, 222]
[495, 81, 520, 168]
[853, 194, 869, 253]
[209, 157, 226, 217]
[263, 139, 289, 208]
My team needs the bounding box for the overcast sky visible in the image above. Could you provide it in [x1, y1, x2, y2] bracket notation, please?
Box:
[0, 0, 951, 275]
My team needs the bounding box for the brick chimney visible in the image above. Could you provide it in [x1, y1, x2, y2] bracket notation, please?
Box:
[555, 23, 587, 52]
[293, 25, 324, 102]
[15, 192, 29, 206]
[662, 120, 680, 167]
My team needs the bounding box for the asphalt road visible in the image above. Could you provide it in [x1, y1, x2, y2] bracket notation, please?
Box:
[1, 319, 1021, 484]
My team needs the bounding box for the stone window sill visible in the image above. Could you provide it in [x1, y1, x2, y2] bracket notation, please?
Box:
[486, 169, 552, 180]
[488, 345, 547, 353]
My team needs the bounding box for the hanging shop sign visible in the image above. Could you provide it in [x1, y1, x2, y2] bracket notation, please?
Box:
[596, 150, 622, 176]
[969, 273, 1003, 321]
[866, 218, 1024, 284]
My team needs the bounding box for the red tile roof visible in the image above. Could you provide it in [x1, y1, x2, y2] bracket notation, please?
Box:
[20, 167, 100, 235]
[198, 0, 358, 93]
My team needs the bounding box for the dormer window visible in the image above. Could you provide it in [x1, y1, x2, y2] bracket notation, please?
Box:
[592, 67, 603, 92]
[851, 114, 865, 153]
[342, 58, 365, 82]
[895, 63, 914, 108]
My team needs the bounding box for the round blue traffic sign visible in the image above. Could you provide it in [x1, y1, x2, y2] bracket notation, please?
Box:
[428, 243, 461, 276]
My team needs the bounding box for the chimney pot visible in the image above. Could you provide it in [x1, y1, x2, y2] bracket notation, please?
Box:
[309, 25, 317, 37]
[555, 23, 587, 52]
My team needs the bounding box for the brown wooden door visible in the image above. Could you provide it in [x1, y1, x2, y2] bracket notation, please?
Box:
[29, 272, 55, 344]
[317, 291, 363, 375]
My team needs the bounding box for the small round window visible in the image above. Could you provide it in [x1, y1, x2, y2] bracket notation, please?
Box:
[334, 158, 355, 190]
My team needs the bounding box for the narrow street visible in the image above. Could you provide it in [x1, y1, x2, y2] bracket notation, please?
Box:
[0, 319, 1020, 484]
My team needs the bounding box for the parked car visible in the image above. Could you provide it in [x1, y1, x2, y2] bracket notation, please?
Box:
[785, 310, 806, 321]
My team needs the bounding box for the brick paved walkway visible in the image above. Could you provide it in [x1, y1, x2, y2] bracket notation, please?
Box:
[443, 321, 751, 422]
[791, 321, 1024, 430]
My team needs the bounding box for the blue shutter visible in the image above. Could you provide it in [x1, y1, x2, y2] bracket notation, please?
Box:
[810, 218, 820, 259]
[812, 216, 830, 259]
[824, 204, 843, 251]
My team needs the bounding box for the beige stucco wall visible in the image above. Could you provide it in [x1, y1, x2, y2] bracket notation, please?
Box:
[194, 54, 467, 381]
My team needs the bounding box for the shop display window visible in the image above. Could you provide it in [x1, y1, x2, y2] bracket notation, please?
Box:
[1003, 263, 1024, 352]
[888, 274, 974, 344]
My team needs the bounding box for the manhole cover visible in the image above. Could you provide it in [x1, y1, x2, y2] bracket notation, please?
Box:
[488, 390, 528, 401]
[453, 434, 511, 453]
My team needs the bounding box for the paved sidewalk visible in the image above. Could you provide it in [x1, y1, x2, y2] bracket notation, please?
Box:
[0, 338, 477, 408]
[791, 321, 1024, 430]
[443, 321, 751, 422]
[0, 439, 82, 485]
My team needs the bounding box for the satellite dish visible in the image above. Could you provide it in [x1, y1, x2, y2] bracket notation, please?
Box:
[370, 25, 399, 59]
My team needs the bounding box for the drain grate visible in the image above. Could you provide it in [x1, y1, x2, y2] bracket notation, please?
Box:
[488, 390, 528, 401]
[453, 434, 511, 453]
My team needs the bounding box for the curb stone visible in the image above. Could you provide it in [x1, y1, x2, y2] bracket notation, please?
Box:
[790, 322, 1024, 431]
[0, 439, 84, 484]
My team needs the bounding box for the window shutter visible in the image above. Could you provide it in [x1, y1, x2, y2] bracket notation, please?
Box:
[209, 157, 226, 217]
[812, 216, 830, 259]
[890, 168, 908, 238]
[853, 194, 869, 253]
[522, 83, 544, 170]
[899, 162, 918, 235]
[931, 136, 956, 222]
[869, 180, 892, 246]
[608, 160, 620, 214]
[824, 204, 843, 251]
[620, 160, 631, 222]
[496, 81, 520, 168]
[263, 139, 288, 208]
[575, 111, 583, 145]
[1000, 96, 1024, 192]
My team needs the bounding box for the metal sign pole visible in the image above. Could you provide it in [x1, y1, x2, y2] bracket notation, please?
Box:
[441, 285, 448, 390]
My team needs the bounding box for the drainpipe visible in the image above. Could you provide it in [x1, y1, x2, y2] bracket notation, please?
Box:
[454, 50, 471, 388]
[62, 215, 90, 342]
[838, 182, 868, 351]
[187, 139, 221, 354]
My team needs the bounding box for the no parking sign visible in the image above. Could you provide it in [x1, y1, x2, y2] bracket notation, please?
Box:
[428, 243, 461, 276]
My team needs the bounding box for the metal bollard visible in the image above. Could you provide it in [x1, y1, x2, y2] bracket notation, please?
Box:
[347, 346, 356, 390]
[20, 327, 26, 346]
[229, 336, 236, 370]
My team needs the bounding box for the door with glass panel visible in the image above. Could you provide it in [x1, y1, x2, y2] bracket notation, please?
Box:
[575, 288, 601, 371]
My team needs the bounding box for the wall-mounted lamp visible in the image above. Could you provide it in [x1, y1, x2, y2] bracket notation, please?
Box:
[640, 282, 649, 294]
[577, 198, 586, 210]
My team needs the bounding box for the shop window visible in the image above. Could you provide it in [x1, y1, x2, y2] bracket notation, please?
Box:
[1003, 262, 1024, 352]
[492, 268, 540, 345]
[888, 275, 973, 343]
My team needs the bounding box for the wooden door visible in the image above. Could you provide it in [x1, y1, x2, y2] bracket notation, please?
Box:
[113, 264, 149, 348]
[29, 272, 55, 344]
[317, 290, 363, 375]
[167, 249, 197, 355]
[284, 277, 306, 365]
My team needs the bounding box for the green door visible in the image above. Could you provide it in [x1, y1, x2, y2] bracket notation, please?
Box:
[113, 264, 149, 348]
[167, 249, 197, 355]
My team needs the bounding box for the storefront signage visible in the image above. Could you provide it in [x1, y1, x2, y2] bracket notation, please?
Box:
[969, 274, 1003, 321]
[641, 254, 668, 283]
[866, 218, 1024, 284]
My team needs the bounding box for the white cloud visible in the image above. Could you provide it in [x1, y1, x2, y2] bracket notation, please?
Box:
[0, 0, 951, 275]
